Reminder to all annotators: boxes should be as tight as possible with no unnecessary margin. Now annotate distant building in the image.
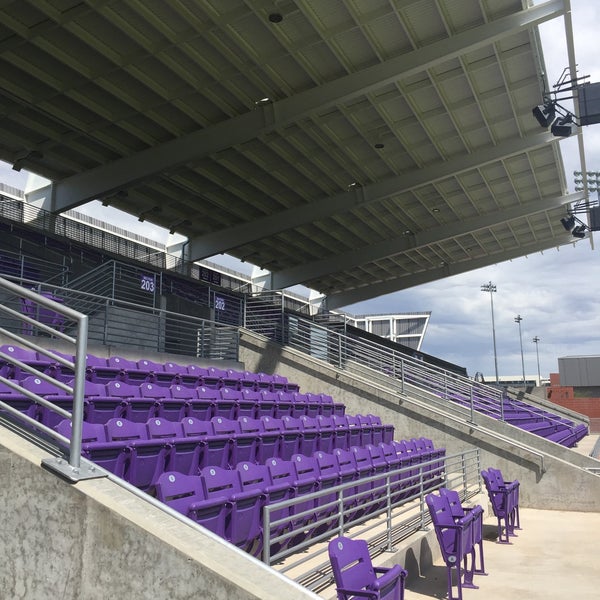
[341,312,430,351]
[546,355,600,433]
[482,374,548,387]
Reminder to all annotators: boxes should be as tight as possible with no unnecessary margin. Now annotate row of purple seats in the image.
[154,443,446,558]
[0,376,347,427]
[54,413,397,484]
[85,355,300,393]
[0,343,300,392]
[448,390,588,448]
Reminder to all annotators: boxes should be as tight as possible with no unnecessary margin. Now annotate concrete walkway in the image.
[405,507,600,600]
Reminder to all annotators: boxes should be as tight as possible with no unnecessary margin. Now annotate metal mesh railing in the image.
[0,276,239,361]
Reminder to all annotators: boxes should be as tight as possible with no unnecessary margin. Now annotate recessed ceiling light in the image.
[432,208,440,213]
[268,12,283,23]
[374,142,385,149]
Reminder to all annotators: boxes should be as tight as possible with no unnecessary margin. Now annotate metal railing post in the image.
[68,314,89,470]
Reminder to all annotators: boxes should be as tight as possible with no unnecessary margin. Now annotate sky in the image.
[1,0,598,381]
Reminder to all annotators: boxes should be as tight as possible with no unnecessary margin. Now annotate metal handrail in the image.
[262,449,481,590]
[0,276,93,480]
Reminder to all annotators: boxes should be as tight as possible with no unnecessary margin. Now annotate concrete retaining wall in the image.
[239,331,600,512]
[0,427,319,600]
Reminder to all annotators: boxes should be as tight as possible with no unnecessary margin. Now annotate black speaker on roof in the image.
[560,215,576,231]
[551,115,576,137]
[532,103,555,128]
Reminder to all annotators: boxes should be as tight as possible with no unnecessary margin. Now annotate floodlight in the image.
[560,215,576,231]
[572,225,586,238]
[532,103,555,128]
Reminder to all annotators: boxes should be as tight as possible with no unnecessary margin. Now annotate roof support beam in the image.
[25,0,565,214]
[272,192,584,289]
[186,131,556,260]
[325,235,574,310]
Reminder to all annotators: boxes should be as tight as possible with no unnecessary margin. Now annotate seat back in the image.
[328,536,376,594]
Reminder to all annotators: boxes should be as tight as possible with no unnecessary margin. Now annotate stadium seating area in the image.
[448,389,587,448]
[0,343,446,558]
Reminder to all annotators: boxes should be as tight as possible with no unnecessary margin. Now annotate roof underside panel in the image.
[0,0,580,307]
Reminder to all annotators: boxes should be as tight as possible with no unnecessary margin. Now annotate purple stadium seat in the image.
[331,415,350,450]
[55,418,107,444]
[0,344,59,379]
[240,371,260,391]
[107,356,146,382]
[299,415,321,456]
[105,417,169,490]
[274,391,295,418]
[482,468,520,541]
[271,374,288,392]
[440,488,486,576]
[235,460,293,555]
[188,386,218,421]
[211,416,259,466]
[333,448,360,520]
[365,443,391,510]
[315,415,335,454]
[152,384,189,421]
[256,416,283,463]
[19,375,71,427]
[317,393,335,417]
[238,389,260,419]
[216,387,241,420]
[351,445,375,516]
[155,471,228,539]
[279,415,302,459]
[265,457,316,538]
[200,466,263,555]
[328,536,407,600]
[345,415,365,448]
[202,366,227,389]
[291,392,309,418]
[136,358,168,384]
[182,418,230,469]
[0,380,40,420]
[257,372,275,391]
[257,390,278,418]
[426,491,478,600]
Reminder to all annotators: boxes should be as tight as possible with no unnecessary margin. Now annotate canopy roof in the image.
[0,0,582,308]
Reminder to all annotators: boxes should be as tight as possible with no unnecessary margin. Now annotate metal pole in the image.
[533,336,541,386]
[481,282,499,383]
[515,315,525,384]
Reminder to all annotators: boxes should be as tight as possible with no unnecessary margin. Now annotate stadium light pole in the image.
[481,281,499,383]
[515,315,525,384]
[532,336,541,386]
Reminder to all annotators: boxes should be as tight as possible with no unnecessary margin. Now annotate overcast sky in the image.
[1,0,598,380]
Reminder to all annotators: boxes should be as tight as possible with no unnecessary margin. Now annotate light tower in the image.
[481,282,499,383]
[515,315,525,384]
[533,336,541,386]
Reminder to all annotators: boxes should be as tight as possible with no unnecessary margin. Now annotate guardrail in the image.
[264,449,482,592]
[0,275,240,361]
[0,276,98,481]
